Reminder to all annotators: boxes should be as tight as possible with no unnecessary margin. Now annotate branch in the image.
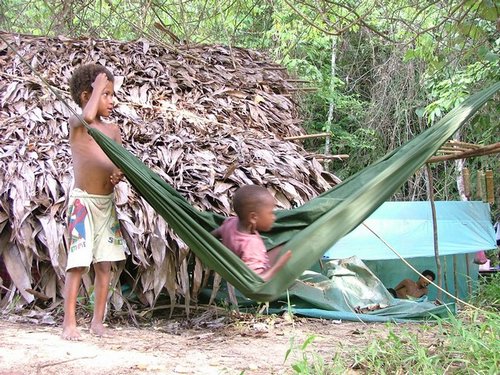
[281,0,372,36]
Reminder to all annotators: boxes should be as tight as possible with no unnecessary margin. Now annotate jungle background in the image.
[1,0,498,193]
[0,1,499,374]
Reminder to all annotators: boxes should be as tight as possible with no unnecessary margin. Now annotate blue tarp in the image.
[323,201,496,261]
[204,256,455,322]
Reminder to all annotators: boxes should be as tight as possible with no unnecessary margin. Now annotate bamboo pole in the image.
[307,154,349,160]
[286,87,318,92]
[440,146,473,152]
[285,79,311,83]
[443,256,449,294]
[462,167,471,200]
[485,170,494,204]
[263,66,287,71]
[426,164,442,300]
[465,253,472,296]
[284,132,331,141]
[476,170,484,201]
[447,140,482,148]
[427,143,500,163]
[453,255,458,299]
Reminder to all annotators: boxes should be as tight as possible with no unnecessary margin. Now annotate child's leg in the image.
[91,261,111,336]
[62,267,85,340]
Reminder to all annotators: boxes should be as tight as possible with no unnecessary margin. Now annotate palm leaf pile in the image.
[0,32,339,312]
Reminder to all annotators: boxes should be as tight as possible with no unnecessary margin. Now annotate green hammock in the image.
[87,83,499,301]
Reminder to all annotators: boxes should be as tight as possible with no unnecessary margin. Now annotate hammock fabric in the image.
[87,83,499,301]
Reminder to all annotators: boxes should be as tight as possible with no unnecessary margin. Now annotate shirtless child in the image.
[62,64,126,340]
[389,270,436,299]
[211,185,292,281]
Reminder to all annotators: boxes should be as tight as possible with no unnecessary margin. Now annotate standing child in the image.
[211,185,292,281]
[62,64,126,340]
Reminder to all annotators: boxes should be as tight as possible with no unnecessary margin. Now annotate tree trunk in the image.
[324,36,337,170]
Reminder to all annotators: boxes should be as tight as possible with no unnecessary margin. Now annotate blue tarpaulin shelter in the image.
[252,201,495,321]
[323,201,496,302]
[323,201,496,260]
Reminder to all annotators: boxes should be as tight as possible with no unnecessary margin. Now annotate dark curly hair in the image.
[69,64,114,107]
[233,185,272,219]
[422,270,436,281]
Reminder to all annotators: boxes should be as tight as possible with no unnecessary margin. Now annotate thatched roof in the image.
[0,31,339,311]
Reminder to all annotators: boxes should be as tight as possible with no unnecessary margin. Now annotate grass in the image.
[284,335,346,374]
[470,272,500,310]
[285,275,500,374]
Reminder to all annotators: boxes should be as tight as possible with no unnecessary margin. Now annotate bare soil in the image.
[0,307,431,375]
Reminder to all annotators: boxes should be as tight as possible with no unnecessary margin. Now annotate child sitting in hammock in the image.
[211,185,292,281]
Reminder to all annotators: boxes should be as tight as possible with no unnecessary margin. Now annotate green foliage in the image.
[470,272,500,310]
[353,327,441,374]
[352,314,500,374]
[283,267,500,374]
[285,314,500,374]
[285,335,345,374]
[0,0,142,39]
[424,60,500,124]
[2,0,498,202]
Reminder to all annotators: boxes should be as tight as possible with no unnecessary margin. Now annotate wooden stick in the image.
[462,167,471,199]
[485,170,494,204]
[477,170,484,201]
[446,140,482,148]
[427,143,500,163]
[426,164,442,300]
[263,66,287,71]
[284,132,331,141]
[440,146,473,152]
[453,255,458,299]
[443,256,449,295]
[286,87,318,92]
[285,79,311,83]
[465,253,472,296]
[307,154,349,160]
[437,150,465,155]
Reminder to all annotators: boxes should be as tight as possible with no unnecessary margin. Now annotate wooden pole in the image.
[453,255,458,299]
[465,253,472,296]
[284,132,331,141]
[462,167,471,200]
[427,143,500,163]
[426,164,442,300]
[485,170,494,204]
[447,140,482,148]
[443,256,449,294]
[476,170,484,201]
[306,154,349,161]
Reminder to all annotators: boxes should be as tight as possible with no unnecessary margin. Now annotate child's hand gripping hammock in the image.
[86,83,499,301]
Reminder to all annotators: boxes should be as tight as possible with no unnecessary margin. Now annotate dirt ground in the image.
[0,307,429,375]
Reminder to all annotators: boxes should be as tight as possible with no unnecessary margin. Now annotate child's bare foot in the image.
[90,321,108,337]
[61,324,82,341]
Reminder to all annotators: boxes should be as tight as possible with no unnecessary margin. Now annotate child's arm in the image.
[394,279,410,292]
[259,250,292,282]
[211,227,221,238]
